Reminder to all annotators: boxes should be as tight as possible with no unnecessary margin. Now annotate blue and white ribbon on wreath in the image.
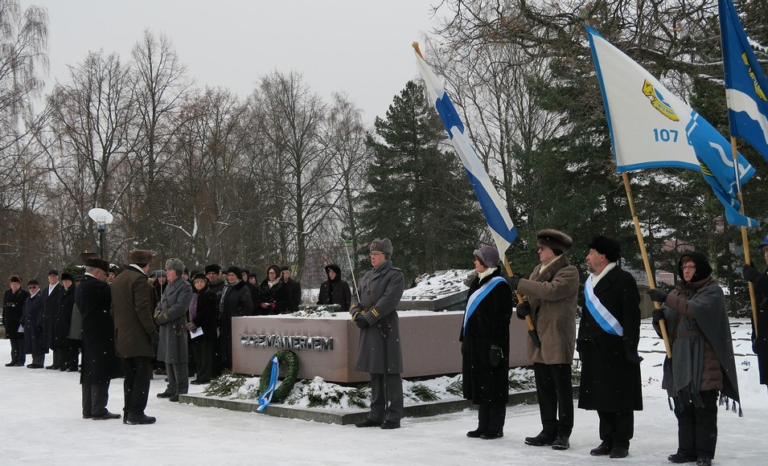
[462,276,507,336]
[584,275,624,336]
[256,355,279,412]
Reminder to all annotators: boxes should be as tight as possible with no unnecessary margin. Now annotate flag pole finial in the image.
[412,42,424,59]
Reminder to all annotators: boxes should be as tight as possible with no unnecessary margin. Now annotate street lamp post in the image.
[88,208,114,259]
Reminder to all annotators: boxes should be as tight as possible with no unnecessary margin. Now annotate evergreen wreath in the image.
[258,349,300,403]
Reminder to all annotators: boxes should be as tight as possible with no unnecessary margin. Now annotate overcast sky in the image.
[20,0,441,125]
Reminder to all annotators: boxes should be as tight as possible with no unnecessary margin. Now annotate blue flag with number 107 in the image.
[586,26,758,227]
[719,0,768,162]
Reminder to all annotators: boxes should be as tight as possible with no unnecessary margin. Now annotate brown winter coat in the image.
[516,255,579,364]
[111,265,156,358]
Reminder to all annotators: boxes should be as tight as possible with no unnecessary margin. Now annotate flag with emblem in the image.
[414,49,517,254]
[719,0,768,161]
[586,26,758,227]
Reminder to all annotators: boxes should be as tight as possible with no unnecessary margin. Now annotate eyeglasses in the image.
[681,265,696,271]
[370,252,384,257]
[28,285,38,289]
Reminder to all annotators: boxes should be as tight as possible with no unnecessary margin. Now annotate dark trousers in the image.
[55,345,78,369]
[122,356,152,416]
[368,372,403,423]
[533,362,574,437]
[10,338,25,365]
[82,381,110,416]
[598,410,634,448]
[192,339,213,382]
[30,353,45,366]
[674,390,719,460]
[477,402,507,435]
[166,362,189,395]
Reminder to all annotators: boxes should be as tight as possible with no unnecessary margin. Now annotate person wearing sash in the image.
[461,245,513,439]
[578,236,642,459]
[648,252,740,466]
[741,232,768,389]
[507,229,579,450]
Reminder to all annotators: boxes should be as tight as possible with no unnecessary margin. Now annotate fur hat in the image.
[588,236,622,262]
[205,264,221,275]
[191,272,207,282]
[473,245,500,268]
[165,258,185,274]
[61,272,74,282]
[225,266,242,278]
[128,249,153,264]
[9,275,22,283]
[370,238,393,255]
[85,257,110,273]
[537,229,572,254]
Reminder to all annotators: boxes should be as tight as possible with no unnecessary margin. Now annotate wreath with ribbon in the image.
[257,349,299,409]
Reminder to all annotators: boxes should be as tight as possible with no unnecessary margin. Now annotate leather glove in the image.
[652,309,665,324]
[622,337,643,365]
[150,331,159,346]
[647,289,668,303]
[489,345,503,367]
[506,276,521,291]
[355,315,369,329]
[516,301,531,319]
[743,265,761,283]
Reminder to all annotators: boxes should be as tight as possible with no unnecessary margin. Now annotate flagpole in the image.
[730,136,759,336]
[503,257,541,347]
[622,173,672,358]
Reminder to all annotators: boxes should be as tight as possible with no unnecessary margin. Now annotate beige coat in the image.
[517,255,579,365]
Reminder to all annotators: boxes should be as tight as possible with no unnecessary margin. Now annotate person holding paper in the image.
[187,273,218,385]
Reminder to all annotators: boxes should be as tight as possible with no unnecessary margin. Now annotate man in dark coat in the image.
[649,252,741,466]
[461,246,513,440]
[53,273,79,372]
[350,238,405,429]
[111,249,158,425]
[76,257,121,420]
[507,229,579,450]
[281,266,302,312]
[4,275,29,367]
[742,232,768,388]
[219,266,253,371]
[42,269,63,369]
[188,273,218,384]
[317,264,352,312]
[22,279,45,368]
[578,236,642,459]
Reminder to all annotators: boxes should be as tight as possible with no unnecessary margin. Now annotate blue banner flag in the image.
[414,50,517,254]
[720,0,768,161]
[586,26,758,227]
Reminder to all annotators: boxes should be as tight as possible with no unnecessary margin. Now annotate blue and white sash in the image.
[462,276,507,336]
[256,355,279,412]
[584,275,624,336]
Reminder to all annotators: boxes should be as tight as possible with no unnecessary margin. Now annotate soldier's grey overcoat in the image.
[350,260,405,374]
[155,277,192,364]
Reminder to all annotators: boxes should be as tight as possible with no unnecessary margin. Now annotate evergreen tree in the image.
[360,81,483,279]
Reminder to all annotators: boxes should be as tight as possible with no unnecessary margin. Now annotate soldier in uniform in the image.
[350,238,405,429]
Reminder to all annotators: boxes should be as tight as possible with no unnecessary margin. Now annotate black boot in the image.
[126,413,157,425]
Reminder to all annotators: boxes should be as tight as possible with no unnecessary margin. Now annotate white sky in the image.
[20,0,441,125]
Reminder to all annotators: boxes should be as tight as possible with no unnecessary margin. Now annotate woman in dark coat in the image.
[460,246,513,440]
[317,264,352,312]
[53,273,78,371]
[219,266,253,371]
[4,275,29,366]
[22,280,46,368]
[187,273,218,384]
[258,265,289,315]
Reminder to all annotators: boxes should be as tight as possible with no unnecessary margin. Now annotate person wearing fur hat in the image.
[111,249,159,425]
[4,275,29,366]
[578,236,643,459]
[76,257,121,420]
[507,229,579,450]
[187,273,218,384]
[317,264,352,312]
[22,279,46,368]
[155,258,193,402]
[280,266,302,312]
[461,245,513,440]
[649,252,740,466]
[204,264,225,296]
[218,266,254,372]
[741,232,768,388]
[52,272,79,371]
[350,238,405,429]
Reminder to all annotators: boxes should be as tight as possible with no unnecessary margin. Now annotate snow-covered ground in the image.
[1,319,765,465]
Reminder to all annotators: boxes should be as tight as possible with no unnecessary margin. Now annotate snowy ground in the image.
[1,319,766,466]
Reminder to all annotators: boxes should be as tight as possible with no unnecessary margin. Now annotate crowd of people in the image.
[2,250,353,425]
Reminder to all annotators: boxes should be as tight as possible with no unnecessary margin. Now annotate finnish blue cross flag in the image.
[585,26,758,227]
[719,0,768,161]
[414,50,517,254]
